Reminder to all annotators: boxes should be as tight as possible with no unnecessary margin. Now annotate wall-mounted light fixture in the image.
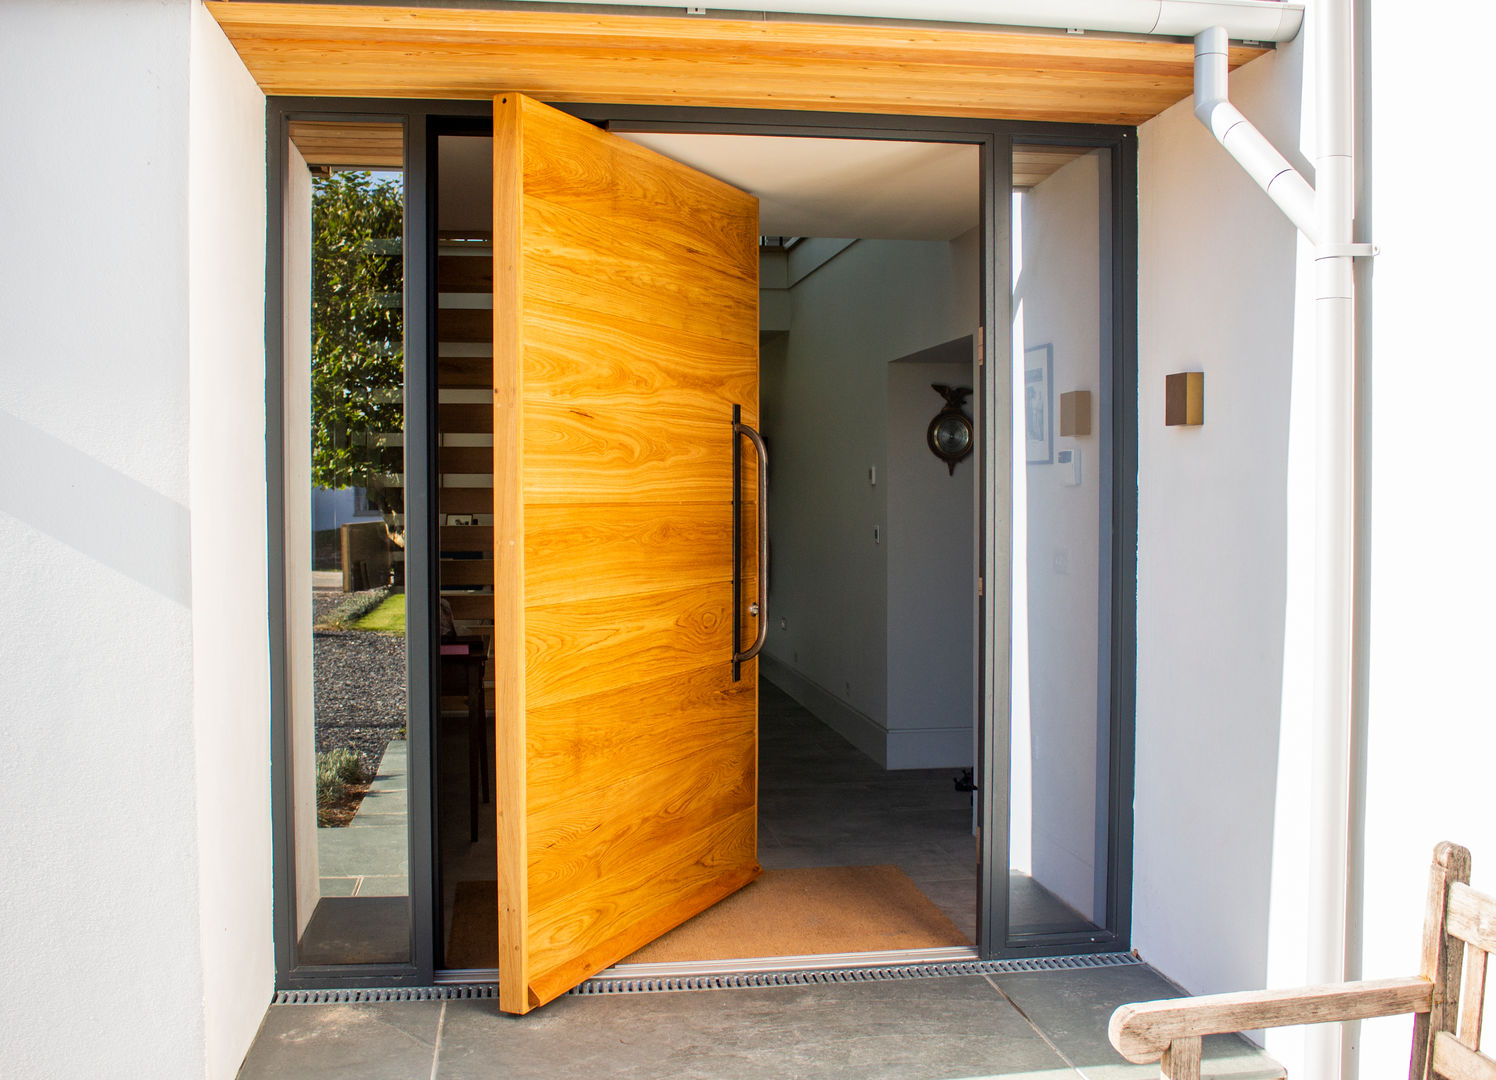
[1165,372,1204,426]
[1059,390,1092,437]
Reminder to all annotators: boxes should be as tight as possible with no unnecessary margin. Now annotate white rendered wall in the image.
[1134,34,1321,1071]
[0,2,207,1076]
[187,7,271,1077]
[885,354,976,768]
[761,235,978,765]
[1014,152,1107,921]
[1351,2,1496,1074]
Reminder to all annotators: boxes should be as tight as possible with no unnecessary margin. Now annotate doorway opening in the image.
[427,127,985,970]
[269,100,1136,997]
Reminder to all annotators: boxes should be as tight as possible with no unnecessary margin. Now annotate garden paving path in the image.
[318,740,408,898]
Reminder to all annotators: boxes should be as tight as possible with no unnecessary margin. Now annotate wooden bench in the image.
[1109,842,1495,1079]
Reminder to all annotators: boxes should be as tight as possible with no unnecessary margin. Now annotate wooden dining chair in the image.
[1108,842,1494,1079]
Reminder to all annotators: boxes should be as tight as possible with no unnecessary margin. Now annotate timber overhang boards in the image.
[205,2,1267,125]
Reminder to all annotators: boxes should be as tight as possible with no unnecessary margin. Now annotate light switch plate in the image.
[1057,448,1081,486]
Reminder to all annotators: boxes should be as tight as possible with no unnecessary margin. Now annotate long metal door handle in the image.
[732,410,769,672]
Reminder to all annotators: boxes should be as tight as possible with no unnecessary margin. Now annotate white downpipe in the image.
[1192,27,1317,238]
[1194,6,1359,1077]
[1309,0,1356,1075]
[533,0,1304,42]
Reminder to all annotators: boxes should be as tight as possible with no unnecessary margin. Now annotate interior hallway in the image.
[758,680,978,942]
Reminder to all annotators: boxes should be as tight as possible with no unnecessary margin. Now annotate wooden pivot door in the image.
[491,93,762,1014]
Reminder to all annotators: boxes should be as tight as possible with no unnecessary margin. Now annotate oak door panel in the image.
[492,91,759,1014]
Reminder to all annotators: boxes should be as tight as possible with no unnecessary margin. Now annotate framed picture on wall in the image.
[1024,344,1054,465]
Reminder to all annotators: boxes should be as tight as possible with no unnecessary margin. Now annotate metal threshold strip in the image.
[274,950,1139,1004]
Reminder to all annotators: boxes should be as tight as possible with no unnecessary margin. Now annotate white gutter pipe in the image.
[1193,27,1316,237]
[1195,8,1366,1078]
[536,0,1304,41]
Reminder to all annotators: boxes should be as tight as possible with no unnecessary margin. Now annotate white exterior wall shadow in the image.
[1137,9,1496,1075]
[0,1,207,1076]
[0,3,270,1077]
[1354,1,1496,1075]
[1135,32,1323,1073]
[188,6,272,1076]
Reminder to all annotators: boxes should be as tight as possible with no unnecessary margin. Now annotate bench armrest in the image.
[1108,976,1433,1063]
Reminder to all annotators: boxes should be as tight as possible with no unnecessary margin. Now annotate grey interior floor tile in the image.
[756,679,978,934]
[295,896,412,966]
[238,1001,442,1080]
[435,977,1077,1080]
[1006,874,1097,937]
[987,966,1285,1078]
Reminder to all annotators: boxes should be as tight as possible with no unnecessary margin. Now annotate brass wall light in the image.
[1165,372,1204,426]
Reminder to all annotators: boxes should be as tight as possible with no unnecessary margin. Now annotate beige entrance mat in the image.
[443,865,970,971]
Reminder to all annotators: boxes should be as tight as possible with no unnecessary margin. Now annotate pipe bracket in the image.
[1318,243,1378,258]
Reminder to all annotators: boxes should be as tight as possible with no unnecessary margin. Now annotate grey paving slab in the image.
[352,785,408,817]
[238,1001,441,1080]
[368,759,407,792]
[357,874,409,897]
[988,966,1285,1079]
[316,822,410,877]
[435,976,1076,1080]
[318,876,359,897]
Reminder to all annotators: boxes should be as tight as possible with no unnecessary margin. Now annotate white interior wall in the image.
[1134,34,1317,1048]
[760,234,978,765]
[1015,152,1107,920]
[187,7,271,1078]
[0,2,210,1076]
[885,354,975,768]
[1352,2,1496,1075]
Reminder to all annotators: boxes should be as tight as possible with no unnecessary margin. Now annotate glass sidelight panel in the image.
[283,121,412,966]
[1007,143,1113,940]
[430,131,499,971]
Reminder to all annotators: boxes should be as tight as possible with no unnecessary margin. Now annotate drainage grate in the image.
[273,952,1138,1005]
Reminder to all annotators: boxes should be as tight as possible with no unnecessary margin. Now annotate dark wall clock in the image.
[927,383,973,475]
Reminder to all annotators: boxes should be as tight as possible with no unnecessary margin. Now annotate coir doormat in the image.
[444,864,970,970]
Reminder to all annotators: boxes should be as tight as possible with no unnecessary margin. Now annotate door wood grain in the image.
[491,92,760,1014]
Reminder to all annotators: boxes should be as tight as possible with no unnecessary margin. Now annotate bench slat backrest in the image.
[1418,846,1495,1080]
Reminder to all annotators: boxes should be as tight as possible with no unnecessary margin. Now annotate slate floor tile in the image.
[987,966,1285,1078]
[434,976,1074,1080]
[238,1001,441,1080]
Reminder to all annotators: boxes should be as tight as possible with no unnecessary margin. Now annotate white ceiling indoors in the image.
[435,131,1003,241]
[619,133,979,241]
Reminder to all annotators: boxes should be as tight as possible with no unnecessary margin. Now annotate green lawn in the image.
[353,593,406,634]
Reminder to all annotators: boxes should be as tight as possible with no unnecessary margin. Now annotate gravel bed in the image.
[313,628,407,774]
[311,589,350,625]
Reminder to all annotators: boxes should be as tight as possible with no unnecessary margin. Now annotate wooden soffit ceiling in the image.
[205,2,1268,126]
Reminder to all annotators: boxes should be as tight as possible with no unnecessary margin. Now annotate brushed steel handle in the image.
[732,412,769,669]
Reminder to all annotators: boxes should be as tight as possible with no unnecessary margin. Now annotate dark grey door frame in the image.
[264,95,1137,988]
